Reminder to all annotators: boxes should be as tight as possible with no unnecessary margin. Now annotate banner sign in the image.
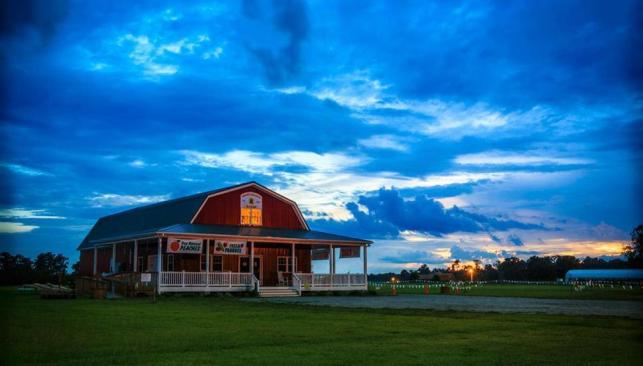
[167,238,203,254]
[311,246,330,260]
[214,240,247,255]
[340,246,361,258]
[140,273,152,283]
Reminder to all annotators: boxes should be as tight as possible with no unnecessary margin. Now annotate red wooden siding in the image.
[79,250,93,276]
[192,186,305,230]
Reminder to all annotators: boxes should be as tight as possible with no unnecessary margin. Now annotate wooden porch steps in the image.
[258,286,299,297]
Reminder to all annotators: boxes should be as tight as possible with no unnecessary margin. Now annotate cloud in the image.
[0,221,39,233]
[358,134,410,152]
[310,71,389,109]
[380,250,446,264]
[0,208,65,220]
[119,34,179,76]
[0,163,51,176]
[449,245,499,261]
[0,0,68,45]
[312,188,547,239]
[244,0,309,85]
[87,193,170,208]
[180,148,520,220]
[117,33,212,77]
[506,233,524,246]
[454,150,594,166]
[129,159,146,168]
[181,149,365,175]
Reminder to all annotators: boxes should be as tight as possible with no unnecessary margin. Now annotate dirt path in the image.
[247,295,643,318]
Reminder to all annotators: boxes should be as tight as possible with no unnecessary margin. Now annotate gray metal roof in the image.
[565,269,643,280]
[78,182,371,249]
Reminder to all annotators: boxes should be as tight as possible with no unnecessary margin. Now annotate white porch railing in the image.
[159,271,254,292]
[295,273,367,292]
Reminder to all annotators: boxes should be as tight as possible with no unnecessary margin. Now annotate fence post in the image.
[229,272,232,288]
[182,271,185,288]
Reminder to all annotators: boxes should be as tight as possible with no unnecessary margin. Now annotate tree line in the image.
[370,225,643,282]
[0,252,70,285]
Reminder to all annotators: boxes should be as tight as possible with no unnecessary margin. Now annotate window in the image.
[277,256,297,273]
[167,254,175,271]
[213,256,223,272]
[200,254,206,271]
[147,255,158,272]
[240,192,262,226]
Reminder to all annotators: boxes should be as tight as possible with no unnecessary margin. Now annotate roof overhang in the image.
[157,231,370,246]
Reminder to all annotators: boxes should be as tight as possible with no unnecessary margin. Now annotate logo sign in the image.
[167,238,203,254]
[240,192,262,209]
[140,273,152,283]
[214,240,247,255]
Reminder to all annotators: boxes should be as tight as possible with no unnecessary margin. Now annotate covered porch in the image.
[84,231,370,295]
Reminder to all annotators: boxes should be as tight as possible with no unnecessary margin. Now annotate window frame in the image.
[240,192,262,226]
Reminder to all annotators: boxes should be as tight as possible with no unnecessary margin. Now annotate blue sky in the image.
[1,0,641,272]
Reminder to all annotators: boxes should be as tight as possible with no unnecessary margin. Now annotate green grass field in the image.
[369,283,643,300]
[1,288,642,365]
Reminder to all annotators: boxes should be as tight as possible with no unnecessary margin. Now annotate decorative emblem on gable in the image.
[240,192,262,209]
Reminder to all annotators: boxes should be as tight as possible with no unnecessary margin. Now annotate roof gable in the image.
[191,182,309,230]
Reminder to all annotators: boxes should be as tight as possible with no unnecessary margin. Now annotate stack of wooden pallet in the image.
[22,284,75,299]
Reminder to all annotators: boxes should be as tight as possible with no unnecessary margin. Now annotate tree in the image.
[496,257,527,280]
[417,264,431,275]
[623,225,643,268]
[448,259,461,272]
[526,256,556,281]
[0,252,35,285]
[33,252,68,284]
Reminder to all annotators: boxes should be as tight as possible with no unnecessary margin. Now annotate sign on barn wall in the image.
[167,238,203,254]
[340,246,360,258]
[214,240,247,255]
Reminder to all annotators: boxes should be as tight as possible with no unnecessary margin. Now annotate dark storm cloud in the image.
[506,234,524,246]
[0,0,69,42]
[311,188,547,239]
[243,0,309,85]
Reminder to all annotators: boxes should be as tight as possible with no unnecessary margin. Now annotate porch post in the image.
[363,245,368,288]
[93,247,97,275]
[133,240,138,272]
[205,239,209,286]
[330,244,334,287]
[331,244,335,274]
[111,243,116,272]
[157,237,162,294]
[250,241,254,277]
[291,242,296,273]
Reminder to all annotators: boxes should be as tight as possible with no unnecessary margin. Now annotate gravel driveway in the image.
[246,295,643,319]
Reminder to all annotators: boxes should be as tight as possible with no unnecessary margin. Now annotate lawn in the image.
[1,288,642,366]
[369,282,643,300]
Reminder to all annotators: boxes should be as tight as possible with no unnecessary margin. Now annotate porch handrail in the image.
[294,273,367,289]
[159,271,253,288]
[252,274,260,293]
[292,272,302,295]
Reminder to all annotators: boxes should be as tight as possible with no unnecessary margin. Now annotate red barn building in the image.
[77,182,371,296]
